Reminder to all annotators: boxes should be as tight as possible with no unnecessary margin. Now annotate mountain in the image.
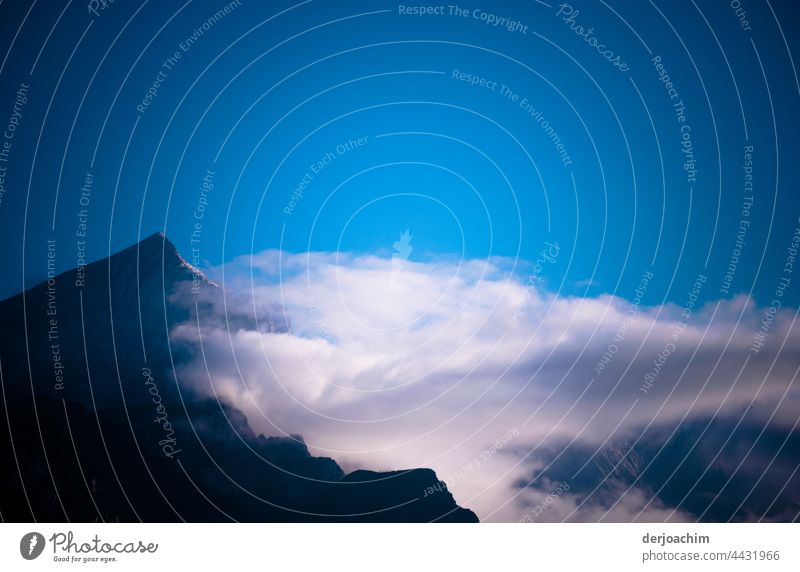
[0,232,203,409]
[0,233,477,522]
[515,415,800,522]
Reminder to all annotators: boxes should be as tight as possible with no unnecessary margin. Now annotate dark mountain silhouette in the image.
[0,233,477,522]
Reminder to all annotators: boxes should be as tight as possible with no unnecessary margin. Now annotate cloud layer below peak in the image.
[170,250,800,521]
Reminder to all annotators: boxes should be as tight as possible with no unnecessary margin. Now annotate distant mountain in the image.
[0,233,477,522]
[515,416,800,522]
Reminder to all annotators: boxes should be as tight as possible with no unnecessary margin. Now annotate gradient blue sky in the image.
[1,0,799,308]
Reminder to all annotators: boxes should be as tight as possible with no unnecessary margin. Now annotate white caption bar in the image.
[0,523,797,570]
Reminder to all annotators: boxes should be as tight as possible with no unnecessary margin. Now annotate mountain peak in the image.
[110,232,207,283]
[134,232,215,288]
[103,231,179,266]
[134,231,177,255]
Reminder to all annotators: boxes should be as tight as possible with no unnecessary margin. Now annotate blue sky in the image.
[1,0,799,308]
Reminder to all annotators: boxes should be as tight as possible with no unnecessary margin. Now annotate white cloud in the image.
[170,250,800,521]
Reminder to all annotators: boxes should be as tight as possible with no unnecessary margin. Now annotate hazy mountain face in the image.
[511,415,800,522]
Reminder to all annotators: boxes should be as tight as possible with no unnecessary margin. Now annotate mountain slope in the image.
[0,233,478,522]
